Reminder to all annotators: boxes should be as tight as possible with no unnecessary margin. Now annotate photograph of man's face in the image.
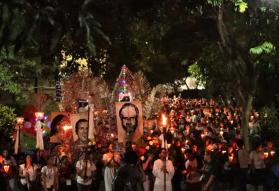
[75,119,88,142]
[119,103,139,135]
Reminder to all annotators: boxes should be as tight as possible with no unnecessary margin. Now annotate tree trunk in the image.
[241,94,253,150]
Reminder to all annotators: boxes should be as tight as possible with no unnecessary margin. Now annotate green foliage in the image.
[259,105,279,138]
[0,0,109,56]
[0,104,16,127]
[0,104,16,150]
[234,0,248,13]
[0,65,21,94]
[188,62,206,87]
[207,0,222,7]
[207,0,248,13]
[250,41,276,56]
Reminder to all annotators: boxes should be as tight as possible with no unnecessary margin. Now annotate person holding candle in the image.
[76,152,96,191]
[103,143,121,191]
[152,148,174,191]
[249,143,266,191]
[236,139,250,191]
[41,157,59,191]
[2,149,17,191]
[19,154,38,191]
[184,149,202,191]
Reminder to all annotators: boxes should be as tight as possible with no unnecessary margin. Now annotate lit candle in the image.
[264,152,268,159]
[220,128,224,136]
[271,151,276,156]
[229,155,234,162]
[162,114,167,127]
[3,165,10,173]
[201,134,205,139]
[167,144,171,149]
[35,112,44,119]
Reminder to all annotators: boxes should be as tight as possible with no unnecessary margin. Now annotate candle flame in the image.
[3,165,10,173]
[162,114,167,127]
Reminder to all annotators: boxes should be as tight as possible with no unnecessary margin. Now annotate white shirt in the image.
[238,149,250,168]
[41,166,57,188]
[250,151,266,169]
[20,164,37,185]
[153,159,174,191]
[76,160,96,185]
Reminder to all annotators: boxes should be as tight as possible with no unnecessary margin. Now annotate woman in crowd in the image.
[19,154,38,191]
[201,151,220,191]
[103,143,120,191]
[75,152,96,191]
[250,143,266,191]
[2,149,17,191]
[41,157,59,191]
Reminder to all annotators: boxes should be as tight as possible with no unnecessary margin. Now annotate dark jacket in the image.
[112,164,144,191]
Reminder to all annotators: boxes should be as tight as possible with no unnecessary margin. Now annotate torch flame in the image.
[62,125,72,131]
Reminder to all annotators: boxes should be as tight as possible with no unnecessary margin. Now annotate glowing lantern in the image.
[16,117,24,125]
[35,112,44,119]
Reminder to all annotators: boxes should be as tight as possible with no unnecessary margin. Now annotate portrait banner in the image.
[70,113,88,141]
[115,101,143,143]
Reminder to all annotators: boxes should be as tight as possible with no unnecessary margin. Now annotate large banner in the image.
[115,101,143,143]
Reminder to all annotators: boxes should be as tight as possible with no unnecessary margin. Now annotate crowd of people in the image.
[0,97,279,191]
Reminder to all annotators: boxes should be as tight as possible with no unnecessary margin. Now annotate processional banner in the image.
[115,101,143,143]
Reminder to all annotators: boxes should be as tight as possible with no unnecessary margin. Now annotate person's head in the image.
[159,148,167,160]
[237,139,244,149]
[47,157,54,167]
[119,103,139,135]
[75,119,88,142]
[204,151,213,163]
[185,149,193,160]
[61,156,69,166]
[25,154,33,166]
[123,150,138,165]
[131,143,137,151]
[267,140,273,149]
[108,143,114,152]
[2,149,9,158]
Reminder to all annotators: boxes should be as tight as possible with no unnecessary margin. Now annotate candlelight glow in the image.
[3,165,10,173]
[62,125,72,131]
[270,151,275,156]
[167,144,171,149]
[264,152,269,158]
[162,114,167,127]
[35,112,44,119]
[16,117,24,125]
[229,155,234,162]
